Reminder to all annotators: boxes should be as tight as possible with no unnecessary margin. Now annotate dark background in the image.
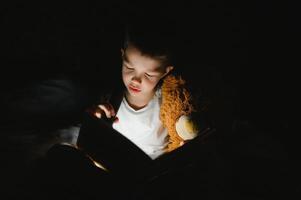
[0,1,298,199]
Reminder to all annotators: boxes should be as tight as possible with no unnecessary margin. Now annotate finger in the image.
[86,107,100,118]
[105,103,116,116]
[98,104,112,118]
[101,103,116,117]
[113,116,119,123]
[92,107,103,118]
[95,112,101,118]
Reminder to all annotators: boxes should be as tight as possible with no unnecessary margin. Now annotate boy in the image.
[90,18,200,159]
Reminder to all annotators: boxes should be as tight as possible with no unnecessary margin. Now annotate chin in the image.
[129,90,141,96]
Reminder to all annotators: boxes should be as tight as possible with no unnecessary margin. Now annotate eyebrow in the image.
[148,70,162,75]
[123,53,163,75]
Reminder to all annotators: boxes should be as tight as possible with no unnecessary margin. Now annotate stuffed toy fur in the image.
[160,74,199,152]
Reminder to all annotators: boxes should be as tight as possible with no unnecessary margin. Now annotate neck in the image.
[125,90,155,110]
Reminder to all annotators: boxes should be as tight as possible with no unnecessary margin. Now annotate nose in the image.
[131,75,142,84]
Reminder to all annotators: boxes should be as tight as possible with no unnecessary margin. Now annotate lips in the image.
[129,85,141,93]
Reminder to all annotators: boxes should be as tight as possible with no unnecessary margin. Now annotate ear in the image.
[121,48,124,57]
[161,66,174,78]
[166,66,174,74]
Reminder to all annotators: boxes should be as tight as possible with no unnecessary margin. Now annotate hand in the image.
[86,103,118,122]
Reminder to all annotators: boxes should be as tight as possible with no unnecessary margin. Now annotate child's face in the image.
[121,45,172,98]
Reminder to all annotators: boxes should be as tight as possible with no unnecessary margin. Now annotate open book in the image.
[76,112,153,175]
[77,112,215,181]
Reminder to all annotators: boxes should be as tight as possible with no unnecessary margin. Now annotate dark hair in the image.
[123,18,177,68]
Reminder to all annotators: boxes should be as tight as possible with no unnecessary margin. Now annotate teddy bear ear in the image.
[175,115,199,140]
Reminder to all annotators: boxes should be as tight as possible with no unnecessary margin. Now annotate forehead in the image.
[123,45,164,72]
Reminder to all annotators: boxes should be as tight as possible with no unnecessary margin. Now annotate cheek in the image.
[122,72,130,85]
[143,78,160,90]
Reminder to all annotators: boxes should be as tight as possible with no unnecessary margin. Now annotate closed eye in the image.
[125,65,134,70]
[145,73,156,78]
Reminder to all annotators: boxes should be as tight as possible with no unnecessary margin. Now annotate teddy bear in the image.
[160,74,200,152]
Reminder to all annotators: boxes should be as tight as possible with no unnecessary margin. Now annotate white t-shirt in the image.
[112,89,168,160]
